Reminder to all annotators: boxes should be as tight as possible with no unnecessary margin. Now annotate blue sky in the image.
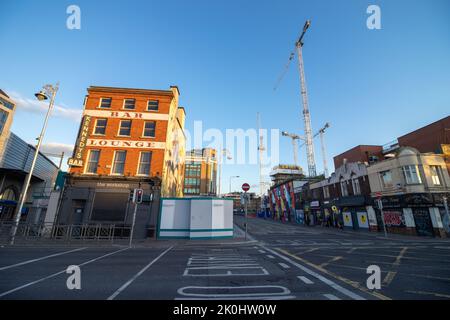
[1,0,449,193]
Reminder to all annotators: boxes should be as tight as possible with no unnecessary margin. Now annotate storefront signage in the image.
[68,115,92,167]
[87,139,166,149]
[84,109,169,121]
[96,182,130,189]
[403,193,433,207]
[310,201,320,208]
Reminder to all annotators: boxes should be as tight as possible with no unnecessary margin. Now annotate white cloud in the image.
[40,142,74,156]
[8,91,82,121]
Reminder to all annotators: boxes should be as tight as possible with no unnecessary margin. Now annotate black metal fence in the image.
[0,222,132,244]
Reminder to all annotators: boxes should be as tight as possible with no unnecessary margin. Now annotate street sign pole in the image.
[129,202,138,247]
[378,197,388,238]
[241,183,250,240]
[129,188,143,247]
[244,191,248,240]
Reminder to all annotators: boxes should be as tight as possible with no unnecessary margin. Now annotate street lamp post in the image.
[229,175,240,194]
[217,148,232,197]
[9,83,59,245]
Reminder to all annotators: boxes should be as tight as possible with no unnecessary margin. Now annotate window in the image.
[340,180,348,197]
[380,170,393,188]
[138,152,152,176]
[118,120,132,136]
[112,151,126,175]
[143,121,156,138]
[0,109,8,135]
[352,177,361,195]
[123,99,135,110]
[86,150,100,174]
[93,119,107,135]
[99,97,112,108]
[147,100,159,111]
[323,186,330,199]
[430,166,442,185]
[402,165,422,184]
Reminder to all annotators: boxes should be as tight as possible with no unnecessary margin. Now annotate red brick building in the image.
[58,86,186,238]
[333,145,384,169]
[397,116,450,173]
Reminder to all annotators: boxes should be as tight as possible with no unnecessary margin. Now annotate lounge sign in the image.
[68,115,92,167]
[87,139,166,149]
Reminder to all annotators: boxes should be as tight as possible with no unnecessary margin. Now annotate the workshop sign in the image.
[68,115,92,167]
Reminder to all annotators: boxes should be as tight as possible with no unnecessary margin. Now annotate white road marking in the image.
[177,285,291,298]
[297,276,313,284]
[0,247,87,271]
[324,294,341,300]
[0,247,130,298]
[278,262,290,269]
[266,255,275,259]
[261,246,365,300]
[107,246,174,300]
[258,250,266,254]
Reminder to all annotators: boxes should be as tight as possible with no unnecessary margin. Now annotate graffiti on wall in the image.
[383,210,406,227]
[268,182,296,222]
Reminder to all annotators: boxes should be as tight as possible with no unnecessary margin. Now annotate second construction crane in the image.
[275,20,317,177]
[296,20,316,177]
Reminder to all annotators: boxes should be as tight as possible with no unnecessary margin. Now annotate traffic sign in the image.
[242,183,250,192]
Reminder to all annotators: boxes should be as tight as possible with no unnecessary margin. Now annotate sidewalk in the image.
[236,215,450,243]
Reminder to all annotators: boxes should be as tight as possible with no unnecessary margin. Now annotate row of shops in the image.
[262,179,449,238]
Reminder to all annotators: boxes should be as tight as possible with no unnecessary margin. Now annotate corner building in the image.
[58,86,185,238]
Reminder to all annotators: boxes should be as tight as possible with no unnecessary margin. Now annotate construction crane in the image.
[274,20,317,177]
[297,122,331,177]
[257,112,266,196]
[316,123,330,178]
[281,131,302,167]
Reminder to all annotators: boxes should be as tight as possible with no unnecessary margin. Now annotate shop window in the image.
[323,186,330,199]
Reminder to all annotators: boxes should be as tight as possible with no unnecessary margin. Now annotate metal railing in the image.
[0,222,132,244]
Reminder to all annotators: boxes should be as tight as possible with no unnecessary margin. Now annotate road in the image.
[0,216,449,300]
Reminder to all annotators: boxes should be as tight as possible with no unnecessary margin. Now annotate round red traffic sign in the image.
[242,183,250,192]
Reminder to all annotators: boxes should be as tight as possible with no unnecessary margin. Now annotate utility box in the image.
[157,197,234,239]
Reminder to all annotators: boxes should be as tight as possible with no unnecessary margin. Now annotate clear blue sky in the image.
[1,0,449,193]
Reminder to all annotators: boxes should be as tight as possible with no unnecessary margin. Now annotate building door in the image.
[413,208,434,237]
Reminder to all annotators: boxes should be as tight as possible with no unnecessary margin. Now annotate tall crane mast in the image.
[281,131,301,167]
[296,20,316,177]
[316,123,330,178]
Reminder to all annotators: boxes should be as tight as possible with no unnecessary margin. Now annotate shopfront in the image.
[375,193,447,237]
[335,195,371,231]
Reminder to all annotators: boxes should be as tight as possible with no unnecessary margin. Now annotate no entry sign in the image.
[242,183,250,192]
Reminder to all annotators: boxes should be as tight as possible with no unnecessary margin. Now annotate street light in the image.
[229,175,240,194]
[9,83,59,245]
[217,148,232,197]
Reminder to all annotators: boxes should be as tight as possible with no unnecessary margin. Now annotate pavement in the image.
[0,215,449,300]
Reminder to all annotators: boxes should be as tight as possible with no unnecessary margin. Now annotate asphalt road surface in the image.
[0,216,449,300]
